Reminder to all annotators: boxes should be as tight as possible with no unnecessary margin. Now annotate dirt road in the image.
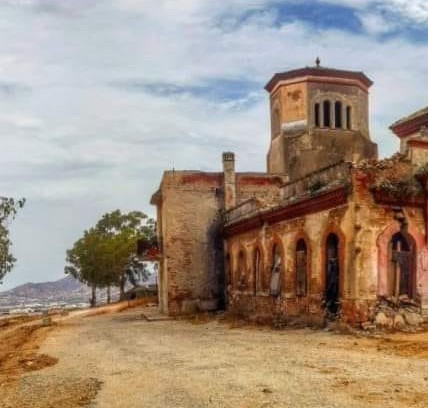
[1,307,428,408]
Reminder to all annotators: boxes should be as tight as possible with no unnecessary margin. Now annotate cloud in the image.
[0,82,30,96]
[1,0,428,290]
[381,0,428,24]
[1,0,100,16]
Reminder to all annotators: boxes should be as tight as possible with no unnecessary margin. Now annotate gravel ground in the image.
[2,307,428,408]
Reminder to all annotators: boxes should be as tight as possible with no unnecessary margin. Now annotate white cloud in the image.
[381,0,428,24]
[0,0,428,290]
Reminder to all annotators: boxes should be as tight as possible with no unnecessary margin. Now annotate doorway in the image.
[325,234,340,315]
[390,232,414,298]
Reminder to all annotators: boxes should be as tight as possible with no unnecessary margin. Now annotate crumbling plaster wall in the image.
[224,202,356,324]
[158,171,224,315]
[351,160,428,317]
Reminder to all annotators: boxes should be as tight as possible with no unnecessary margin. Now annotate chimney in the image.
[222,152,236,210]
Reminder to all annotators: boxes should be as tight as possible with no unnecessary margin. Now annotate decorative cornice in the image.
[223,187,348,237]
[390,113,428,139]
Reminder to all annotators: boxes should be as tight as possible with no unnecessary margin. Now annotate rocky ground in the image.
[1,306,428,408]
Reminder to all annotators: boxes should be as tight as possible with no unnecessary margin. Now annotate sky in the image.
[0,0,428,290]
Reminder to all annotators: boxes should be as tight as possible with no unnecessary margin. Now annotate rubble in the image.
[372,297,423,332]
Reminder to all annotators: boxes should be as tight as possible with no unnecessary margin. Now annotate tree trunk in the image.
[119,275,125,301]
[90,283,97,308]
[107,285,111,304]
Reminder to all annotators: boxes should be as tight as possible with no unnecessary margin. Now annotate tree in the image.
[0,197,25,284]
[64,210,156,306]
[65,228,108,307]
[94,210,156,299]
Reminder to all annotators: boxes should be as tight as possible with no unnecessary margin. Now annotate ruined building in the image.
[151,62,428,328]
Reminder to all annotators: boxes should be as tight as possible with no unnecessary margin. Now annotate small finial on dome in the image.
[315,57,321,67]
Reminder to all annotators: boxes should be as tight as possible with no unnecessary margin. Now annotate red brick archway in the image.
[377,222,423,298]
[321,225,346,308]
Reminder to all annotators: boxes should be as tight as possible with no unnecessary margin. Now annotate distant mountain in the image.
[0,275,116,310]
[0,274,157,311]
[1,275,83,299]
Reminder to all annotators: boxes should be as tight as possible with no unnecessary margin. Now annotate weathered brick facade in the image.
[151,63,428,328]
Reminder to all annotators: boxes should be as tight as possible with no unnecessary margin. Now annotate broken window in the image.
[296,239,308,296]
[270,244,282,297]
[390,232,414,298]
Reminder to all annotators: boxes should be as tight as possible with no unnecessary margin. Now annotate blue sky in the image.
[0,0,427,289]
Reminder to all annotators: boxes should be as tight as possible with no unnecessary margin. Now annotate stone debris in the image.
[372,296,423,332]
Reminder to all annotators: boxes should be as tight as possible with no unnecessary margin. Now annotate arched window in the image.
[237,250,246,289]
[296,239,308,296]
[334,101,342,129]
[270,244,282,296]
[225,253,231,287]
[314,103,320,127]
[325,234,339,314]
[389,232,414,298]
[271,108,280,137]
[346,106,352,130]
[323,100,331,128]
[253,248,262,293]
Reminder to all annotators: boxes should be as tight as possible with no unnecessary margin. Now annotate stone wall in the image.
[155,171,224,315]
[153,170,285,316]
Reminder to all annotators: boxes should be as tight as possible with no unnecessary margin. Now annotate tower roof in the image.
[265,65,373,93]
[390,105,428,138]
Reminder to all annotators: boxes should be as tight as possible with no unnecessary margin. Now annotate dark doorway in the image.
[325,234,340,315]
[390,232,414,298]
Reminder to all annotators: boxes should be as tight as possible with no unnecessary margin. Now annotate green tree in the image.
[65,210,156,306]
[65,228,108,307]
[0,197,25,284]
[94,210,156,299]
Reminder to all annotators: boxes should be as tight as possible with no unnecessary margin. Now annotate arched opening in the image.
[314,103,320,127]
[253,248,262,294]
[323,100,331,128]
[237,250,246,289]
[271,108,280,138]
[225,253,231,287]
[388,232,415,298]
[325,234,339,314]
[334,101,342,129]
[296,239,308,296]
[270,244,282,296]
[346,106,352,130]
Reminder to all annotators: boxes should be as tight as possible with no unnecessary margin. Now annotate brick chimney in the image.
[222,152,236,210]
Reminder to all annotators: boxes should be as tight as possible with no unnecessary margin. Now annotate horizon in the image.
[1,0,428,290]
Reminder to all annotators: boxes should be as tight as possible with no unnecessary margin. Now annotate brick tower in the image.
[265,60,378,181]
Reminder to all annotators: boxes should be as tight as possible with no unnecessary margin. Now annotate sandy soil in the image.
[1,307,428,408]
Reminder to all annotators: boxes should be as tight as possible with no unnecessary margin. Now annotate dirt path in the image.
[2,308,428,408]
